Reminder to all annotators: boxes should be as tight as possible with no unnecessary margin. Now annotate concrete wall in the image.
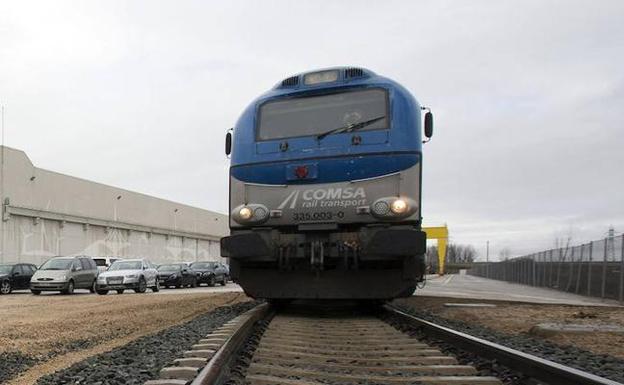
[0,146,227,266]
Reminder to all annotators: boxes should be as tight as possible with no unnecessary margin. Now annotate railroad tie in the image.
[249,314,502,385]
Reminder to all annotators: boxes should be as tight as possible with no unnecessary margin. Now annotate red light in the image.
[294,166,309,179]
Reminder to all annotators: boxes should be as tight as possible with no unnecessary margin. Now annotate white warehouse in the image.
[0,146,228,266]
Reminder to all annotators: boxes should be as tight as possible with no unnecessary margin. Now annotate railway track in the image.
[147,303,622,385]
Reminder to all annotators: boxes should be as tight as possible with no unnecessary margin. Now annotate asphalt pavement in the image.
[418,273,621,306]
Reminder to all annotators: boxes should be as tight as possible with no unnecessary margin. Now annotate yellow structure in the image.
[423,225,449,275]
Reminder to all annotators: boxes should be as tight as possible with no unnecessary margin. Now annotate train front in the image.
[221,67,431,300]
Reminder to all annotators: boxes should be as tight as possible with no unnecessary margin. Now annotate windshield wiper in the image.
[317,115,386,140]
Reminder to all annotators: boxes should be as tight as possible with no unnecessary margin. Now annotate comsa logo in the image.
[278,187,366,209]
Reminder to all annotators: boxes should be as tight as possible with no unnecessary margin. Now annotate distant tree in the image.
[498,247,512,261]
[446,243,478,264]
[426,245,439,266]
[554,227,574,289]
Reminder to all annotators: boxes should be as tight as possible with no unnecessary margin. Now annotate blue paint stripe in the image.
[231,153,420,185]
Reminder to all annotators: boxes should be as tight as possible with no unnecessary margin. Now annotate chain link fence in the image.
[469,234,624,302]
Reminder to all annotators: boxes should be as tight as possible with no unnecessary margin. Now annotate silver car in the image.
[95,259,159,295]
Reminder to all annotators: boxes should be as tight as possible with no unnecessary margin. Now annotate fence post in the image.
[565,247,575,292]
[549,249,554,288]
[601,238,607,299]
[620,234,624,303]
[575,244,583,294]
[532,254,536,286]
[541,251,546,287]
[587,241,593,297]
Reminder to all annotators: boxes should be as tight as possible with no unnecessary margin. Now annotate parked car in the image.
[0,263,38,294]
[190,261,228,286]
[95,259,159,295]
[93,256,123,273]
[157,263,197,288]
[223,264,230,282]
[30,256,98,295]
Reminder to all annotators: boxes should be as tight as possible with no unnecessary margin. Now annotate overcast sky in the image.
[1,1,623,259]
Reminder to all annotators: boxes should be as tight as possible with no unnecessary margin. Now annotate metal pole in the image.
[566,246,575,292]
[549,249,554,288]
[533,254,537,286]
[587,241,593,297]
[486,241,489,279]
[620,234,624,302]
[540,251,546,286]
[620,234,624,303]
[575,244,584,294]
[601,238,607,299]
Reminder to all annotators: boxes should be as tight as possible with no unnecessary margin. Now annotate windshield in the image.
[257,88,388,141]
[40,258,73,270]
[158,265,180,272]
[109,261,142,271]
[0,265,12,274]
[191,262,215,269]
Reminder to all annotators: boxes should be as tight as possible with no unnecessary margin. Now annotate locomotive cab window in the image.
[257,88,389,141]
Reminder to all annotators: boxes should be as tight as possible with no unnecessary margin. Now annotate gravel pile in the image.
[35,301,259,385]
[387,303,624,384]
[0,351,39,383]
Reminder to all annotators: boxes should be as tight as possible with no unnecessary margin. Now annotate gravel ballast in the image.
[0,351,39,384]
[387,302,624,384]
[35,301,259,385]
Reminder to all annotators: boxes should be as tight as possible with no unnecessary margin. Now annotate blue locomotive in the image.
[221,67,433,300]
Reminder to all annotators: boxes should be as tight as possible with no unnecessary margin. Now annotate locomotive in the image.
[220,67,433,300]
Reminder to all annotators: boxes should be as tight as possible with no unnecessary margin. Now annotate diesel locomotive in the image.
[220,67,433,300]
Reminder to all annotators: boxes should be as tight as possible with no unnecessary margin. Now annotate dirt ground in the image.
[394,296,624,359]
[0,291,248,384]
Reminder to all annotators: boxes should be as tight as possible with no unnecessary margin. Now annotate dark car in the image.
[190,261,228,286]
[157,263,197,288]
[0,263,38,294]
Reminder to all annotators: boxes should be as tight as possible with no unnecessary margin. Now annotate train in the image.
[220,67,433,300]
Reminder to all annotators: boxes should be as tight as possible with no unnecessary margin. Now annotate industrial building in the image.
[0,146,228,265]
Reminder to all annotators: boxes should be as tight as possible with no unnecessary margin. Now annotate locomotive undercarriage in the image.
[222,225,426,300]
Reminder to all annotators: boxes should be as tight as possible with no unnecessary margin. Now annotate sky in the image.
[1,0,623,260]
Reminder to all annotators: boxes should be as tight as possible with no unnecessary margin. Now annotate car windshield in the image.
[191,262,215,269]
[158,265,180,272]
[40,258,73,270]
[257,88,388,141]
[109,261,142,271]
[0,265,12,274]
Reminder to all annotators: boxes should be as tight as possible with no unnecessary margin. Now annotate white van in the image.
[93,257,123,273]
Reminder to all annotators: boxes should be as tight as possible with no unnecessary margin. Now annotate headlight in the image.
[232,204,270,225]
[170,274,177,279]
[239,207,252,220]
[390,199,408,214]
[370,197,417,219]
[125,274,137,279]
[304,70,339,85]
